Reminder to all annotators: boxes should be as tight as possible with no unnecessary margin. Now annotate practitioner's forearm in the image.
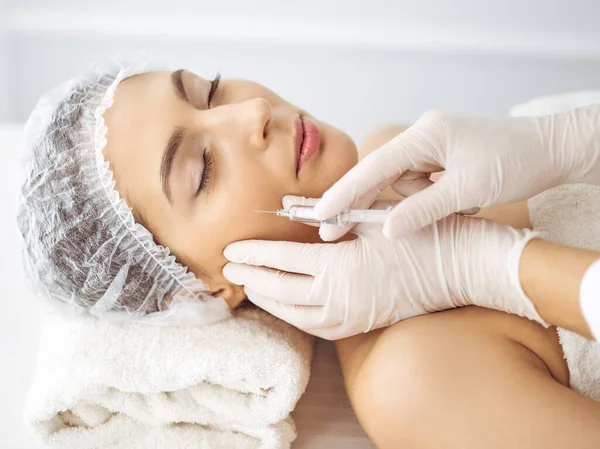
[520,239,599,339]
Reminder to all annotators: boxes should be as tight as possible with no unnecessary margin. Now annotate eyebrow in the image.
[171,69,188,103]
[161,70,190,202]
[161,128,184,202]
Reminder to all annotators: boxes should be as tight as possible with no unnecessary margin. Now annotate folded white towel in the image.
[24,306,313,449]
[512,90,600,404]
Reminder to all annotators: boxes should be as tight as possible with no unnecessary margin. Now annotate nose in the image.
[199,97,272,151]
[237,98,272,150]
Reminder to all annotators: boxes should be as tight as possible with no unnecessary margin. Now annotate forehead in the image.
[105,71,174,144]
[101,71,175,219]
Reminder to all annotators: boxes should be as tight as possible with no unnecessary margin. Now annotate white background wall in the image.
[1,1,600,448]
[3,0,600,142]
[0,0,9,122]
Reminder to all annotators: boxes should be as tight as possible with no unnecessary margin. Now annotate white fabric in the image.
[514,91,600,402]
[313,106,600,240]
[581,260,600,341]
[24,306,313,449]
[223,197,544,340]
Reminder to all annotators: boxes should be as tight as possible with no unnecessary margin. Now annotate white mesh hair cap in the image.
[17,59,231,326]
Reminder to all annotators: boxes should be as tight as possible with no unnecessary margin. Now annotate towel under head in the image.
[24,305,313,449]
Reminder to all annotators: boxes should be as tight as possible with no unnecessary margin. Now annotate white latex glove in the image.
[222,198,544,340]
[313,106,600,239]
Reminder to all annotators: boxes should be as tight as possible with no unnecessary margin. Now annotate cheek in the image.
[183,168,321,276]
[329,128,358,176]
[214,172,320,244]
[324,127,358,180]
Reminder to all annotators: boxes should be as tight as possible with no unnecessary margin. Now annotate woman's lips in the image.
[295,116,321,175]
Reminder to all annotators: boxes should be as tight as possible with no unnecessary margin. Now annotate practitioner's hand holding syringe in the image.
[311,107,600,340]
[314,108,600,239]
[224,106,600,340]
[223,196,541,340]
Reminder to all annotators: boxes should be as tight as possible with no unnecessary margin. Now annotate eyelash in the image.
[197,73,220,195]
[197,151,213,194]
[207,72,221,107]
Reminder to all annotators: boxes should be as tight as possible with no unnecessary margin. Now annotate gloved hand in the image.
[223,198,545,340]
[313,106,600,239]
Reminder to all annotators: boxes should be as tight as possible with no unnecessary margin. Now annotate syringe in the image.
[255,205,390,226]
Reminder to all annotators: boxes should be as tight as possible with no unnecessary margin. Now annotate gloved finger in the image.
[372,198,400,210]
[224,239,327,276]
[382,173,476,238]
[312,151,407,220]
[282,194,356,240]
[304,318,362,340]
[303,327,345,341]
[459,206,481,215]
[244,288,328,330]
[222,262,320,306]
[282,192,378,241]
[313,127,440,221]
[281,195,320,229]
[282,195,320,211]
[318,186,380,242]
[390,170,433,197]
[391,174,480,216]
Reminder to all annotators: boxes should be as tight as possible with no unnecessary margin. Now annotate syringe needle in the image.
[254,210,277,214]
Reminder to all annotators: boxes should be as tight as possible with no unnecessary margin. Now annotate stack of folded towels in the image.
[24,306,313,449]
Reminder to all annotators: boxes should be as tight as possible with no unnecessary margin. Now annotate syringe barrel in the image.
[284,205,388,225]
[340,209,389,224]
[285,205,339,224]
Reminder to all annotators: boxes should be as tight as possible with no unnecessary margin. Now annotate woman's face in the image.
[102,70,357,307]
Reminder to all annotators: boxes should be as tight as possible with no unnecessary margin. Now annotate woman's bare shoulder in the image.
[338,308,571,448]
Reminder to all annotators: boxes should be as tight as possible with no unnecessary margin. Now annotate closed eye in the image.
[196,150,213,195]
[195,73,220,196]
[208,73,221,107]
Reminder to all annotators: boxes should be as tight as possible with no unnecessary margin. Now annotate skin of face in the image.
[102,70,358,308]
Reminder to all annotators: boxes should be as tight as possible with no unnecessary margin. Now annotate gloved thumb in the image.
[282,195,356,239]
[282,195,320,213]
[391,172,481,217]
[319,186,381,242]
[382,174,474,238]
[389,170,434,198]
